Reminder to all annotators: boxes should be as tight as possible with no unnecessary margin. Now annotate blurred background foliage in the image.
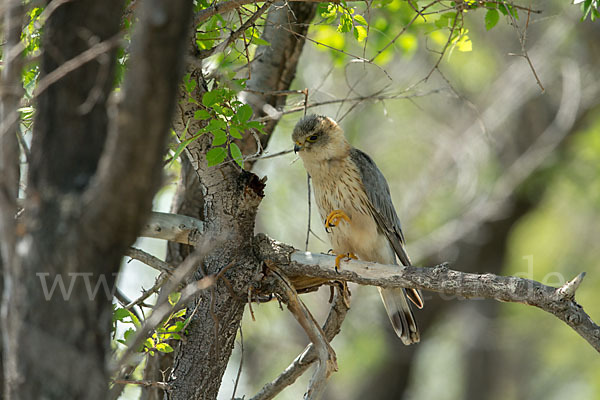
[109,0,600,398]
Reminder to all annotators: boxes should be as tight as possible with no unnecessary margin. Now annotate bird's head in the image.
[292,115,349,163]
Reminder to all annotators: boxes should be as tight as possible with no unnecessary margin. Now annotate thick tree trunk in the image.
[3,2,124,398]
[165,3,317,399]
[1,0,193,398]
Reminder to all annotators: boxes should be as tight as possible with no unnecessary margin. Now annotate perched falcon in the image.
[292,114,424,345]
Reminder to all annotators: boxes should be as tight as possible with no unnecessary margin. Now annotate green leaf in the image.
[156,343,174,353]
[212,129,227,146]
[206,147,227,166]
[168,292,181,306]
[144,337,155,350]
[498,3,518,19]
[338,12,353,33]
[206,118,226,131]
[251,36,271,46]
[113,308,130,323]
[353,14,368,26]
[354,25,367,42]
[128,310,141,328]
[171,132,202,164]
[160,333,181,340]
[229,142,243,168]
[319,3,338,22]
[581,0,594,20]
[167,322,185,332]
[172,308,187,318]
[221,107,234,117]
[485,9,499,30]
[183,73,196,93]
[202,91,219,107]
[246,121,264,132]
[194,109,211,120]
[123,328,136,343]
[236,104,253,122]
[230,127,243,139]
[435,12,456,29]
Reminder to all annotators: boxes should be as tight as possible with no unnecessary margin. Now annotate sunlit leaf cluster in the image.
[112,292,188,356]
[172,76,265,169]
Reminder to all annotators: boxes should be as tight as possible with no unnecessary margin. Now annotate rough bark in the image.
[3,2,124,398]
[0,2,25,397]
[164,3,317,399]
[1,0,193,398]
[253,235,599,351]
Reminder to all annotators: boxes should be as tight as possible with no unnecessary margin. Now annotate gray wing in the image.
[350,148,423,308]
[350,148,410,264]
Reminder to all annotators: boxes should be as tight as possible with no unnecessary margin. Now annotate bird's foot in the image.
[324,209,350,232]
[334,252,357,273]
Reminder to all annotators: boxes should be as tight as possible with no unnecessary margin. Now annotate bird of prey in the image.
[292,114,424,345]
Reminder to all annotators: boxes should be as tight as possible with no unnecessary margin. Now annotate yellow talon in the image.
[334,252,357,273]
[324,209,351,230]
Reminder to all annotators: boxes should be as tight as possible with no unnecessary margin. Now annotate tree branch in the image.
[254,234,600,353]
[195,0,323,25]
[250,288,349,400]
[126,246,175,273]
[141,211,205,245]
[266,263,338,400]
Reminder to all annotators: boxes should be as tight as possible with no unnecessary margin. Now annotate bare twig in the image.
[244,148,294,162]
[253,88,445,123]
[409,60,580,261]
[34,33,122,97]
[266,262,338,400]
[109,242,217,398]
[231,326,244,400]
[423,9,460,83]
[504,3,544,92]
[195,0,323,25]
[38,0,76,24]
[304,173,312,251]
[198,0,274,59]
[112,379,170,390]
[125,246,175,274]
[250,288,349,400]
[114,289,145,322]
[278,22,393,81]
[125,272,170,310]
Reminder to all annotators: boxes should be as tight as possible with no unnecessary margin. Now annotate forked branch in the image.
[250,287,349,400]
[265,263,338,400]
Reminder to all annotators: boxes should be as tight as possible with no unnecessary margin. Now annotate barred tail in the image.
[378,287,420,345]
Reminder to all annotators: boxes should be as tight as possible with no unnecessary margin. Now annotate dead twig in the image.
[250,288,349,400]
[264,262,338,400]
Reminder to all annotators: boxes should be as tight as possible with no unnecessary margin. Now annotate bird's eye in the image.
[307,134,319,142]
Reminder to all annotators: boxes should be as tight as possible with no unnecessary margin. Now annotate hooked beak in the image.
[294,143,302,153]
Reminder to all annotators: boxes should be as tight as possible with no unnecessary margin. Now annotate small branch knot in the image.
[566,311,582,326]
[432,262,449,277]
